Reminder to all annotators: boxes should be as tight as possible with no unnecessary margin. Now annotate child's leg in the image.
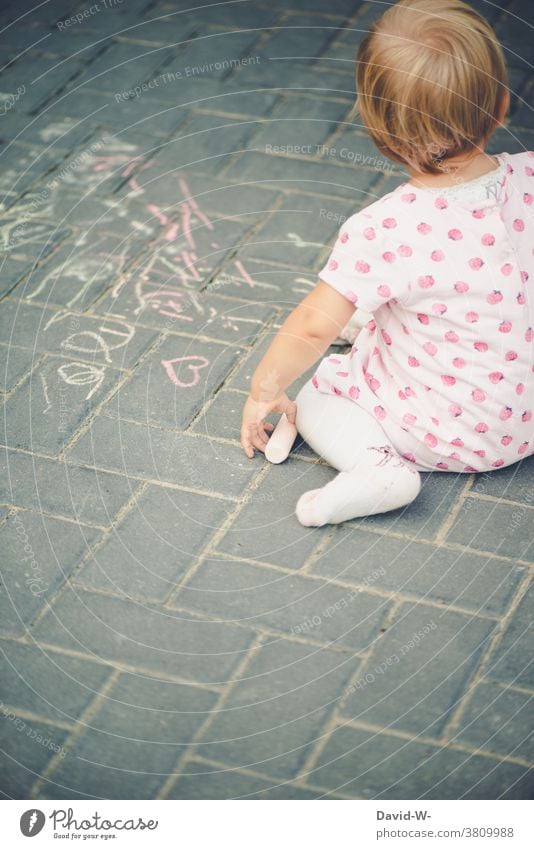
[294,380,421,526]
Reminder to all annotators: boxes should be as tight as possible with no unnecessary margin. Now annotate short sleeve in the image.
[318,209,409,314]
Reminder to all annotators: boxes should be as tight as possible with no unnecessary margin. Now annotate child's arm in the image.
[240,281,356,458]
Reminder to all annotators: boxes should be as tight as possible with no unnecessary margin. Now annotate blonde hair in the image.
[353,0,508,174]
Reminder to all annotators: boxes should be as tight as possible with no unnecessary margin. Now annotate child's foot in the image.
[295,457,421,526]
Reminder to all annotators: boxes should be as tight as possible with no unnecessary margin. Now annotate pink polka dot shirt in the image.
[315,151,534,472]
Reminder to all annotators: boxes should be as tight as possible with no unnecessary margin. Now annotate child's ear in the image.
[497,89,510,126]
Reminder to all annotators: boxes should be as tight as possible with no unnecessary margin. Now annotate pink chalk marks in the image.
[126,174,257,294]
[161,355,209,388]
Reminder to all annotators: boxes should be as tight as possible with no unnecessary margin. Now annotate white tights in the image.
[289,380,422,526]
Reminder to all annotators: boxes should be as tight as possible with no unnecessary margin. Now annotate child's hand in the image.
[240,393,297,458]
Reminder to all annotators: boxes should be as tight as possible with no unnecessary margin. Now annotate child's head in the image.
[355,0,509,174]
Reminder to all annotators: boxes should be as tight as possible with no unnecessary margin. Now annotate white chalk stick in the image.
[265,413,298,464]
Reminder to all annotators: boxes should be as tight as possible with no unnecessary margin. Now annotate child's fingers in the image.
[241,422,269,456]
[285,401,297,425]
[240,424,256,458]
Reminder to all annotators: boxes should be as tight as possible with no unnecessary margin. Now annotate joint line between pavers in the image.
[340,716,533,769]
[296,598,404,777]
[431,476,475,545]
[56,332,168,461]
[157,632,266,799]
[208,549,503,622]
[181,753,361,800]
[25,481,149,634]
[28,667,121,799]
[162,460,273,608]
[11,636,225,694]
[441,571,534,743]
[0,702,74,733]
[1,353,47,402]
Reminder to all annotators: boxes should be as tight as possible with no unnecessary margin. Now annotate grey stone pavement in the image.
[0,0,533,801]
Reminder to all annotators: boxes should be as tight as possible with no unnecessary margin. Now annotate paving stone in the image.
[354,471,468,540]
[130,112,263,181]
[69,1,176,37]
[309,725,533,799]
[223,150,378,201]
[95,258,273,338]
[0,448,135,526]
[114,17,198,46]
[0,299,159,369]
[460,0,503,25]
[0,144,68,203]
[340,602,496,737]
[0,252,48,302]
[487,125,534,155]
[0,345,39,393]
[0,110,93,150]
[18,188,173,241]
[100,334,241,429]
[0,714,70,799]
[496,2,534,55]
[190,84,281,118]
[191,389,248,442]
[149,5,279,34]
[117,165,282,219]
[0,355,120,455]
[42,670,218,800]
[173,557,390,652]
[13,231,143,310]
[320,128,403,177]
[207,260,323,306]
[311,528,525,616]
[0,640,112,725]
[166,761,281,799]
[455,681,534,761]
[248,93,352,152]
[102,288,276,349]
[196,638,361,778]
[234,192,340,266]
[0,217,68,297]
[0,55,86,113]
[511,101,534,129]
[32,586,255,683]
[2,0,100,28]
[255,13,343,61]
[166,759,321,799]
[484,584,534,689]
[161,29,265,83]
[1,0,533,803]
[446,497,534,562]
[118,204,256,292]
[76,484,236,601]
[216,459,333,568]
[67,416,263,497]
[64,40,174,96]
[40,86,190,139]
[235,58,356,94]
[466,455,534,502]
[0,510,100,638]
[47,129,155,195]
